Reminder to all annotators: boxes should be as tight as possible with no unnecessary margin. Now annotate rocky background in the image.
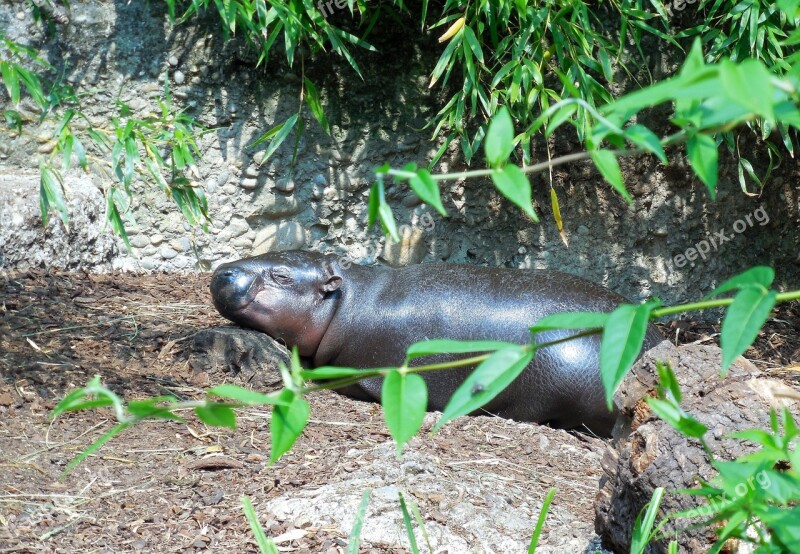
[1,0,799,305]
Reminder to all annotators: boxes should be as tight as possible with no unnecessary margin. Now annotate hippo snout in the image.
[210,264,262,313]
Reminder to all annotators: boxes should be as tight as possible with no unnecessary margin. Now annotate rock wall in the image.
[1,0,799,305]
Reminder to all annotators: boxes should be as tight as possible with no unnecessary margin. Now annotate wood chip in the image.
[273,528,308,544]
[188,455,244,471]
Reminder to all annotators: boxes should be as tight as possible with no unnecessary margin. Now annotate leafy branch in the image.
[371,41,800,236]
[1,31,211,244]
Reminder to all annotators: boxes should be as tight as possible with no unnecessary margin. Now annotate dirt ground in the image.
[0,270,798,553]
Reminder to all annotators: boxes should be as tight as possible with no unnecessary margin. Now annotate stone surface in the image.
[0,171,119,272]
[251,222,309,255]
[188,326,288,391]
[264,439,607,553]
[0,2,798,304]
[382,227,428,267]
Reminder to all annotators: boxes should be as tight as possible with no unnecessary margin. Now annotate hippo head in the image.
[210,250,343,357]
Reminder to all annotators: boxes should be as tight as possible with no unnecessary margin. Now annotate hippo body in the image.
[210,250,662,435]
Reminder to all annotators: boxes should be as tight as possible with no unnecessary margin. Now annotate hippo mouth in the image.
[210,265,263,315]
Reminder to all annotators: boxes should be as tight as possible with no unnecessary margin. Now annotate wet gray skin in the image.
[210,250,663,435]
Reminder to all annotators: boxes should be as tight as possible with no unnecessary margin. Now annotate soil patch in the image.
[1,270,797,552]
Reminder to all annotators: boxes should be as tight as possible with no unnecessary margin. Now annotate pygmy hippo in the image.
[210,250,662,435]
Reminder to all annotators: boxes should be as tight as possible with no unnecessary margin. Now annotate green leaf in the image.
[655,361,682,404]
[73,137,87,170]
[706,267,775,298]
[367,178,388,229]
[127,397,181,421]
[528,487,557,554]
[484,106,514,167]
[301,366,380,380]
[61,134,74,171]
[0,61,21,104]
[382,371,427,455]
[63,422,132,476]
[491,165,538,221]
[624,125,667,163]
[719,59,775,121]
[348,490,371,554]
[241,496,279,554]
[53,109,75,139]
[428,31,462,89]
[88,128,112,150]
[720,288,777,374]
[600,302,657,408]
[289,345,304,388]
[270,390,310,463]
[377,194,399,242]
[408,169,447,216]
[195,403,237,429]
[368,181,380,227]
[123,136,138,186]
[106,191,131,249]
[686,133,718,199]
[784,26,800,45]
[303,77,330,135]
[397,492,420,553]
[647,398,708,438]
[52,398,115,413]
[530,312,609,333]
[598,46,613,82]
[406,339,515,361]
[208,384,288,405]
[40,165,69,228]
[756,507,800,547]
[630,488,665,554]
[434,347,533,431]
[15,66,46,107]
[51,376,103,417]
[463,26,484,63]
[250,113,298,164]
[728,429,780,450]
[590,150,631,203]
[545,104,577,137]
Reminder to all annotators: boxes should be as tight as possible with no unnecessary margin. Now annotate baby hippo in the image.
[210,250,662,435]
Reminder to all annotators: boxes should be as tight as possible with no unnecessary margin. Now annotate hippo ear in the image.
[321,275,342,293]
[321,260,343,293]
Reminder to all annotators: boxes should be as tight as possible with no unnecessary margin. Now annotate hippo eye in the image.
[270,267,294,286]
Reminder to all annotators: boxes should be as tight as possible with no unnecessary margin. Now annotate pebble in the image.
[171,237,191,252]
[168,55,179,67]
[130,235,150,248]
[240,178,258,190]
[275,177,294,193]
[232,236,253,248]
[159,247,178,260]
[173,70,185,85]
